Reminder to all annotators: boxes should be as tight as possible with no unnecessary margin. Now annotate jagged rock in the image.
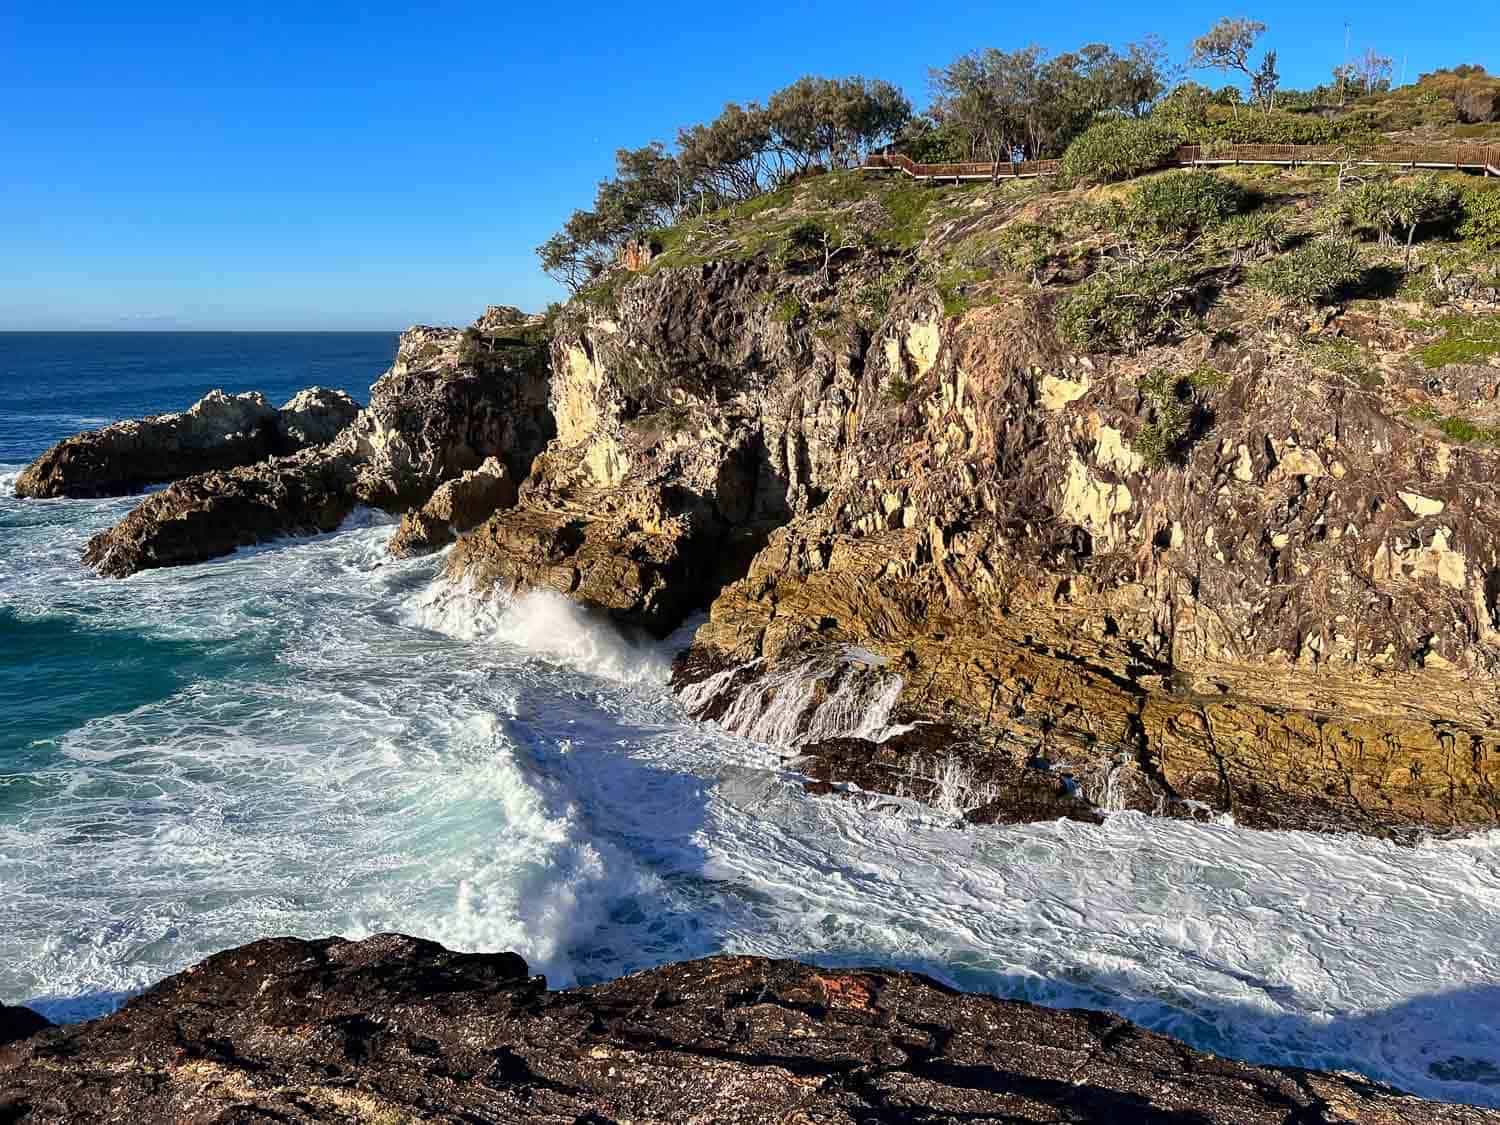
[273,386,360,447]
[82,448,358,577]
[0,1003,48,1048]
[82,315,554,578]
[1,933,1488,1123]
[388,456,517,557]
[14,388,359,500]
[442,233,1500,834]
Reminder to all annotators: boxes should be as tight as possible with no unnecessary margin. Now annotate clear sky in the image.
[3,1,1496,330]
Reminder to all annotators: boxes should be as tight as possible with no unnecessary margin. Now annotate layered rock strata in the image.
[2,933,1491,1123]
[13,387,358,499]
[81,310,553,577]
[444,254,1500,836]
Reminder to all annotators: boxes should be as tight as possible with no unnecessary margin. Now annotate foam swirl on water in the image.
[1,485,1499,1106]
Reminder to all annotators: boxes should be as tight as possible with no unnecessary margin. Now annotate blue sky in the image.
[3,1,1495,330]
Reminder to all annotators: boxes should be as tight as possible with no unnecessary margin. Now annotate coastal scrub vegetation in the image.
[535,18,1500,388]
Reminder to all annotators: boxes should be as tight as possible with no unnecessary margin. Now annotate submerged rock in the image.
[1,932,1488,1123]
[14,387,359,499]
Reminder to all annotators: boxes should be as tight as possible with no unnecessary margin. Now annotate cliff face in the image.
[80,310,553,577]
[2,933,1490,1124]
[443,171,1500,837]
[13,388,358,500]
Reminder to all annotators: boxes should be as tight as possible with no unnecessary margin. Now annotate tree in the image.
[1353,48,1393,96]
[766,76,911,173]
[1190,17,1272,113]
[1250,50,1280,112]
[678,102,774,204]
[1341,176,1462,267]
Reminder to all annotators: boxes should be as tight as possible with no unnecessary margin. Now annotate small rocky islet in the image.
[9,144,1500,1116]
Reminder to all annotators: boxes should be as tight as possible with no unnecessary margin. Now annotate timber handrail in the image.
[865,143,1500,181]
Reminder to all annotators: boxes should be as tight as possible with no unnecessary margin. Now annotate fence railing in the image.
[865,143,1500,181]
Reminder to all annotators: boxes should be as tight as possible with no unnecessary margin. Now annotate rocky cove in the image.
[8,166,1500,1118]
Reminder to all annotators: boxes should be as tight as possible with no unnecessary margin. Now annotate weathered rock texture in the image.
[82,314,553,577]
[2,933,1491,1124]
[443,186,1500,835]
[389,456,517,557]
[13,388,359,500]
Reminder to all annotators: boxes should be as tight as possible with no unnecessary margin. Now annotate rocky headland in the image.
[77,307,554,577]
[2,932,1495,1124]
[13,387,359,500]
[23,169,1500,838]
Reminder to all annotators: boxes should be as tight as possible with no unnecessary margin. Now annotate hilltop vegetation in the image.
[536,16,1499,297]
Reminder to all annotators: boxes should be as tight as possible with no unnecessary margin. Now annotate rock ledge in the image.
[1,933,1492,1123]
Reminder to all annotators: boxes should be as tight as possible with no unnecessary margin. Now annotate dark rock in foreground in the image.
[1,933,1492,1123]
[14,388,359,500]
[0,1003,49,1048]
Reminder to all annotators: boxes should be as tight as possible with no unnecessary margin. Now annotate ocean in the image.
[2,331,1499,1105]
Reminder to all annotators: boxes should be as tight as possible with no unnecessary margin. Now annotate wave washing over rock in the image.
[1,494,1499,1112]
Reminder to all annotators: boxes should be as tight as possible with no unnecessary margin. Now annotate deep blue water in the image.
[0,331,394,810]
[0,332,395,463]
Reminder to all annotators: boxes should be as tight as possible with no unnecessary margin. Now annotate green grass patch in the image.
[935,265,993,318]
[771,295,803,323]
[1299,336,1383,388]
[1407,403,1500,444]
[1420,313,1500,369]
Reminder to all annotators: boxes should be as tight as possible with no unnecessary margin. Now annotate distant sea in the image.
[2,331,1499,1107]
[0,332,395,463]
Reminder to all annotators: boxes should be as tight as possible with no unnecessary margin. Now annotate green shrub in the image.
[1458,183,1500,253]
[1059,118,1183,184]
[1132,370,1191,468]
[775,220,828,266]
[1055,261,1197,352]
[1128,170,1248,236]
[1339,176,1462,251]
[772,295,803,323]
[1191,109,1378,146]
[1210,209,1292,262]
[884,374,915,404]
[1249,236,1363,305]
[993,222,1056,282]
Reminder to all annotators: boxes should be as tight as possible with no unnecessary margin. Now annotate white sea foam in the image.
[2,496,1499,1106]
[677,652,906,746]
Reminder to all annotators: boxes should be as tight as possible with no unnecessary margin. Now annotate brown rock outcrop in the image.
[388,456,517,557]
[2,933,1490,1123]
[14,388,359,500]
[444,238,1500,835]
[82,315,554,577]
[0,1003,48,1048]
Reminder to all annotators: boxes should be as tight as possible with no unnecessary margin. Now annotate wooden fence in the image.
[865,143,1500,182]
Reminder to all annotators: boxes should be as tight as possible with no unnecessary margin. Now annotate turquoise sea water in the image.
[3,332,1500,1106]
